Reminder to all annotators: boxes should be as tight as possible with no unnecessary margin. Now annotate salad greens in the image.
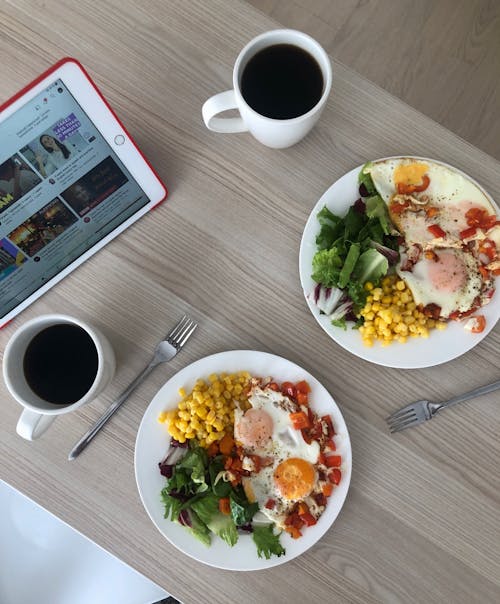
[310,163,399,325]
[160,442,285,558]
[252,524,286,560]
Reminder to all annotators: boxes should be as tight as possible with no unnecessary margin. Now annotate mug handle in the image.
[17,409,56,440]
[202,90,249,133]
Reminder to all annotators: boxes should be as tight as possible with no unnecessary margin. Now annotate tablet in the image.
[0,58,167,327]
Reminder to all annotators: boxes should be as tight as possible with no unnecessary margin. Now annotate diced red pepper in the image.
[423,303,442,320]
[479,266,490,279]
[299,512,317,527]
[329,469,342,485]
[325,438,336,451]
[425,206,439,218]
[248,454,262,473]
[459,226,477,240]
[325,455,342,468]
[322,483,334,497]
[322,415,335,437]
[290,411,311,430]
[313,493,327,507]
[265,499,276,510]
[297,502,309,515]
[285,526,302,539]
[465,207,483,227]
[390,200,410,214]
[266,382,280,391]
[281,381,297,400]
[295,380,310,394]
[285,512,304,529]
[301,428,312,444]
[465,207,499,230]
[465,315,486,333]
[397,174,430,194]
[427,224,446,239]
[296,392,309,405]
[218,497,231,515]
[479,239,497,261]
[318,452,327,466]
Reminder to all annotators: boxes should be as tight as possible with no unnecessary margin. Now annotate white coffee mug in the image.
[3,314,116,440]
[202,29,332,149]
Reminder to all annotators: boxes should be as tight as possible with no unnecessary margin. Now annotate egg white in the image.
[235,388,319,464]
[398,248,482,318]
[235,387,320,528]
[367,158,496,244]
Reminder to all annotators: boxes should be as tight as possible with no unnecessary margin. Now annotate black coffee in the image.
[241,44,324,120]
[23,324,98,405]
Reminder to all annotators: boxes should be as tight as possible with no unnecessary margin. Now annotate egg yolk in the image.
[274,458,315,500]
[428,251,467,293]
[394,162,429,186]
[235,408,273,448]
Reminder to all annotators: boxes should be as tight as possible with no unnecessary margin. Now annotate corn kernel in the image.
[365,282,374,291]
[213,419,224,432]
[357,274,442,347]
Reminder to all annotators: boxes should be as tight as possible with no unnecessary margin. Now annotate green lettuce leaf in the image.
[178,445,209,493]
[252,524,285,560]
[315,206,344,250]
[365,195,391,236]
[352,249,388,285]
[347,280,368,310]
[187,509,211,546]
[190,493,238,547]
[331,317,347,330]
[160,487,183,521]
[343,206,367,240]
[208,455,231,497]
[358,162,377,196]
[311,248,343,286]
[338,242,360,288]
[230,487,259,526]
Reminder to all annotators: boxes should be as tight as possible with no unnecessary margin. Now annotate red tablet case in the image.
[0,58,168,328]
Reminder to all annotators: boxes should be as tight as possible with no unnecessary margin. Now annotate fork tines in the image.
[166,314,197,348]
[386,405,422,433]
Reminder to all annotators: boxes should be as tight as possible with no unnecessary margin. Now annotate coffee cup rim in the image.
[3,314,108,415]
[232,28,333,124]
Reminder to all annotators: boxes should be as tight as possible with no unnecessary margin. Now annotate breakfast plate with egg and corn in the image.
[299,157,500,368]
[134,350,351,571]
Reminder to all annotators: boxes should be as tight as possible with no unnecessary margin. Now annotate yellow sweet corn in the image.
[358,274,445,346]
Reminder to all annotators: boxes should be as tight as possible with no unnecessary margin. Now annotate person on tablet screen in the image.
[0,158,41,203]
[35,134,71,177]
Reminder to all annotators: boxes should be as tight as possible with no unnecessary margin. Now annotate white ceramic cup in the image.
[202,29,332,149]
[3,314,116,440]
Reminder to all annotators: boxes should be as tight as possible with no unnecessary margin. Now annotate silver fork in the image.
[68,315,197,460]
[387,379,500,433]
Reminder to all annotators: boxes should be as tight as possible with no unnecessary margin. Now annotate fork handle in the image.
[437,379,500,412]
[68,362,155,460]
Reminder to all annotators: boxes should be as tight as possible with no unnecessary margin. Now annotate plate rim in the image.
[134,349,352,571]
[298,155,500,369]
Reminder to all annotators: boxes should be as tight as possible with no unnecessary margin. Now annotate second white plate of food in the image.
[299,157,500,368]
[135,350,351,571]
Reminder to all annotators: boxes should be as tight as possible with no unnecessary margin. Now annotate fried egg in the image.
[234,387,320,527]
[398,248,483,318]
[367,158,496,245]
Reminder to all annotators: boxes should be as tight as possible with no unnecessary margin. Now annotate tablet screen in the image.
[0,78,150,319]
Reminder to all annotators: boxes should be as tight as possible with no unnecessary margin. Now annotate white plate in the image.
[134,350,352,571]
[299,157,500,369]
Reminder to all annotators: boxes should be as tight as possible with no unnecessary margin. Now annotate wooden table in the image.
[1,1,499,603]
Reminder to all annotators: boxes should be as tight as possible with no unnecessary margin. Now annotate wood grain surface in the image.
[249,0,500,161]
[0,1,499,603]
